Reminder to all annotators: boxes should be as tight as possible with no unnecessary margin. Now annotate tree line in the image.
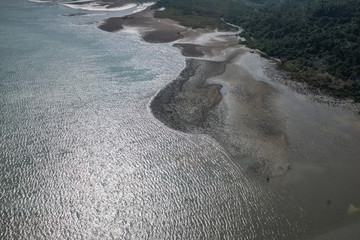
[155,0,360,101]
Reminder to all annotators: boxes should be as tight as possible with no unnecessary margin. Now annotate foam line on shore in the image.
[131,3,155,14]
[61,2,136,11]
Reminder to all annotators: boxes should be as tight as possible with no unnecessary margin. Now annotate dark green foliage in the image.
[155,0,360,100]
[154,7,226,29]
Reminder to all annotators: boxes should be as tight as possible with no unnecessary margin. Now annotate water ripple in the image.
[0,1,313,239]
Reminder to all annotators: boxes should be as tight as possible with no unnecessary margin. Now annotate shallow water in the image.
[239,52,360,236]
[1,0,359,239]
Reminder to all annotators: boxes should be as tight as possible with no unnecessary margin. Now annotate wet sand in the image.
[98,8,186,43]
[151,58,224,132]
[150,44,290,176]
[234,50,360,237]
[97,6,360,238]
[172,43,204,57]
[97,6,359,178]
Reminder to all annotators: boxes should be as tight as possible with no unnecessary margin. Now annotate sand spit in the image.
[151,49,289,176]
[151,58,225,132]
[212,50,289,176]
[98,7,290,176]
[61,0,154,12]
[98,8,187,43]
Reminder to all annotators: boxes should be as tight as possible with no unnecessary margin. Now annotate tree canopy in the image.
[155,0,360,100]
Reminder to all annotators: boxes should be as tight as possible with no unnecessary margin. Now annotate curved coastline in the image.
[26,1,360,238]
[97,6,291,176]
[150,58,225,132]
[95,5,360,237]
[98,8,187,42]
[96,4,360,177]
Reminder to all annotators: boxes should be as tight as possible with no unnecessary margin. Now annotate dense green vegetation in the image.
[154,7,227,29]
[154,0,360,101]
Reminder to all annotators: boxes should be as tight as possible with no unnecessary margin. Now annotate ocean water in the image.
[1,0,359,239]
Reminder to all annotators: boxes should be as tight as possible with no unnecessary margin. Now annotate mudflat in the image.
[98,8,186,43]
[98,7,292,176]
[96,4,360,236]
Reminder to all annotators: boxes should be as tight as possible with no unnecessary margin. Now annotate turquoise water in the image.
[3,0,357,239]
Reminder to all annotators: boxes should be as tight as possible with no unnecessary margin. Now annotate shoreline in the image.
[151,58,225,132]
[98,8,187,43]
[97,6,360,177]
[26,1,360,238]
